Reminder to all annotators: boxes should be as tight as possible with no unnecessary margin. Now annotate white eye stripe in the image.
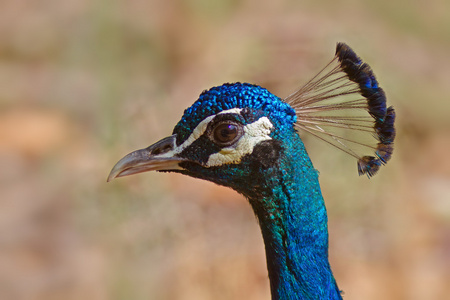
[158,108,243,158]
[217,108,242,115]
[158,108,274,167]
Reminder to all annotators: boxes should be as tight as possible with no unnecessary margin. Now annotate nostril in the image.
[152,144,172,155]
[146,135,177,156]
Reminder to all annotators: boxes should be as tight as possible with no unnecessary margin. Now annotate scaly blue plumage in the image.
[174,83,297,146]
[254,125,341,299]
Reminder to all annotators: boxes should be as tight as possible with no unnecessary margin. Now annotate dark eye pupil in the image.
[214,123,238,143]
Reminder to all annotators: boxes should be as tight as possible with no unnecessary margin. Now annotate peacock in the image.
[108,43,395,299]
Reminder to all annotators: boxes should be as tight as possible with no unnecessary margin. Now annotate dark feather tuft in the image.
[375,143,394,164]
[375,106,396,144]
[365,89,387,121]
[336,43,362,65]
[357,156,381,177]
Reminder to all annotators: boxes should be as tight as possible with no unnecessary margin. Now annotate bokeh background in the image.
[1,1,449,299]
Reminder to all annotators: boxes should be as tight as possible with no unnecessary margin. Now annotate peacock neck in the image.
[247,131,342,300]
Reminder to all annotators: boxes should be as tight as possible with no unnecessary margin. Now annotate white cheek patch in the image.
[158,108,243,159]
[206,117,273,167]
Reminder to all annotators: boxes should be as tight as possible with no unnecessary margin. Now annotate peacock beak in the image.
[107,134,185,182]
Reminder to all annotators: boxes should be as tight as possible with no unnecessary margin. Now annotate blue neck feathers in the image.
[247,128,342,300]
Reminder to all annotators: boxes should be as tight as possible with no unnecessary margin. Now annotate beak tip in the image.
[107,168,121,182]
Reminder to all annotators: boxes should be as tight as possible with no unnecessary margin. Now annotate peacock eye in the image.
[212,122,241,146]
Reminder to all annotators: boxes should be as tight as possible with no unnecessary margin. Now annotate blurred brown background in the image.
[1,1,449,299]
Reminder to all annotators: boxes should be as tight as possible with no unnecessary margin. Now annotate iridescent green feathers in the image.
[285,43,395,177]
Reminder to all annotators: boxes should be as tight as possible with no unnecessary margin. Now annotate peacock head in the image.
[107,83,301,196]
[108,43,396,192]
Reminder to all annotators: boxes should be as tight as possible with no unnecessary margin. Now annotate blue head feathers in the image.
[174,83,297,145]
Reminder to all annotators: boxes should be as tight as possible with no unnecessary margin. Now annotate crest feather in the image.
[285,43,396,177]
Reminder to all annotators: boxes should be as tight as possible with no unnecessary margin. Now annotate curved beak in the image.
[107,135,185,182]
